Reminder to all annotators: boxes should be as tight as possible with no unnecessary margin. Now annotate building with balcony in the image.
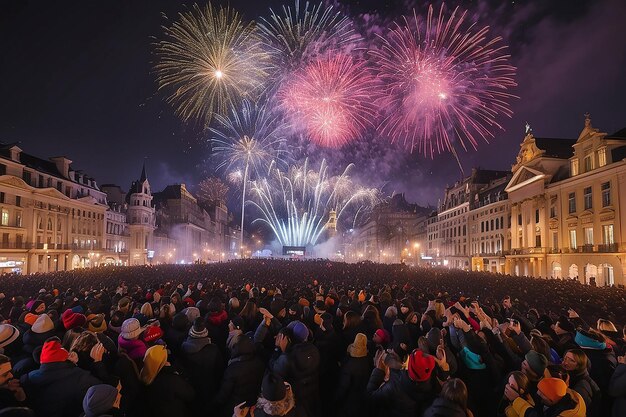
[0,143,108,273]
[504,116,626,285]
[431,168,510,270]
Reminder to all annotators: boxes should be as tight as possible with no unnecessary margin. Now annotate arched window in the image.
[38,216,43,229]
[47,218,52,230]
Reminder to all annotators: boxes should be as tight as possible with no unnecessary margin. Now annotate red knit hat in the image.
[40,340,69,364]
[143,325,164,343]
[61,309,87,330]
[374,329,391,345]
[408,349,435,382]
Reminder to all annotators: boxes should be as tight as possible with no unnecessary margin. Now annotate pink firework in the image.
[370,4,517,157]
[279,54,378,148]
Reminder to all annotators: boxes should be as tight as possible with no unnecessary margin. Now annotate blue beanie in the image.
[288,321,309,343]
[83,384,118,417]
[460,347,486,370]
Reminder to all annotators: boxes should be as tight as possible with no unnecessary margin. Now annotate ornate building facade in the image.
[427,116,626,285]
[0,144,108,274]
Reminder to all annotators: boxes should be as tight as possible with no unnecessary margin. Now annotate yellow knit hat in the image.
[140,345,167,385]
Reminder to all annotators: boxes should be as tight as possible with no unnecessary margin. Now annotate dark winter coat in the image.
[335,355,371,417]
[581,346,616,415]
[270,341,321,417]
[568,369,601,417]
[138,366,195,417]
[213,335,265,417]
[180,336,224,412]
[20,361,102,417]
[609,363,626,417]
[423,398,472,417]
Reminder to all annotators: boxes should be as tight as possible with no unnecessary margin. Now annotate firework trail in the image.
[258,0,360,76]
[154,3,270,127]
[248,159,381,247]
[370,4,517,157]
[210,99,289,251]
[279,54,379,148]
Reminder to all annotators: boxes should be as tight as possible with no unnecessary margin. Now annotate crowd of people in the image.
[0,259,623,417]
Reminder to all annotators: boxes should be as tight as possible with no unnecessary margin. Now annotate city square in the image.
[0,1,625,416]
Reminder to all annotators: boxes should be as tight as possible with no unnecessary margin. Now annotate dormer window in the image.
[570,158,579,176]
[598,147,607,167]
[583,153,593,172]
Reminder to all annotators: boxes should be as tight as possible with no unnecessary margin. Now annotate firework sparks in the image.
[370,4,517,156]
[154,3,270,127]
[210,100,289,253]
[248,159,380,247]
[258,0,360,76]
[279,54,379,148]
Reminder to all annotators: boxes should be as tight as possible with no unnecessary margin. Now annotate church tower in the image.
[127,163,155,265]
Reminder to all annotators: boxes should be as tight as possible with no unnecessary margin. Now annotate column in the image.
[511,204,518,249]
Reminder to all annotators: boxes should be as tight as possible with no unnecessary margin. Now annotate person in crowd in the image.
[20,338,102,417]
[335,333,371,417]
[139,345,194,417]
[233,372,307,417]
[213,334,265,417]
[561,349,601,416]
[0,355,26,409]
[506,377,586,417]
[269,321,320,417]
[180,317,224,414]
[117,318,147,366]
[423,378,474,417]
[609,353,626,417]
[80,383,120,417]
[497,371,533,417]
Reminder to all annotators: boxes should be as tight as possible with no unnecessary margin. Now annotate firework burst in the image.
[154,3,270,127]
[370,4,517,156]
[249,159,380,247]
[279,54,379,148]
[258,0,360,76]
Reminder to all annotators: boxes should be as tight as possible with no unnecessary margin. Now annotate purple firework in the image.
[370,4,517,157]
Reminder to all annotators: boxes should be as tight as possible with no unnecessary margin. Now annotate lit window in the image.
[1,210,8,226]
[603,224,614,245]
[569,230,577,249]
[584,227,593,245]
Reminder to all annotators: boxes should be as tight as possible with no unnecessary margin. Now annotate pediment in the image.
[505,166,547,193]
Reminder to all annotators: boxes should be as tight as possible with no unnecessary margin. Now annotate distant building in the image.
[347,193,430,263]
[429,168,510,269]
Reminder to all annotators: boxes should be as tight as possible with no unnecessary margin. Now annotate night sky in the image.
[1,0,625,208]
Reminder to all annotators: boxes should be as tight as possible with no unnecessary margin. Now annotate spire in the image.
[140,160,147,183]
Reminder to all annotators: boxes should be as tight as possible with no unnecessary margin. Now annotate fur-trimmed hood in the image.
[255,383,295,416]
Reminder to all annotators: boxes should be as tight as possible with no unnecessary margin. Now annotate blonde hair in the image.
[140,302,154,319]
